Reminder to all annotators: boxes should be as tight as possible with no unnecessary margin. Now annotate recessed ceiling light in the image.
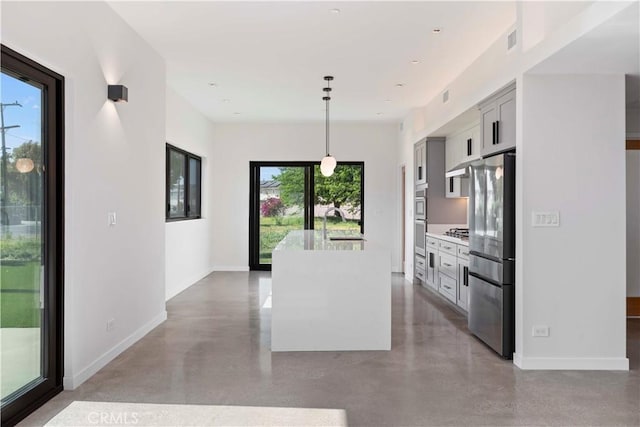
[376,112,383,116]
[222,99,231,103]
[411,60,420,65]
[233,112,241,115]
[208,83,217,87]
[330,8,341,14]
[432,28,442,34]
[395,83,405,88]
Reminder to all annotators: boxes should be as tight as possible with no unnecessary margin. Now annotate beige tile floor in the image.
[19,272,640,426]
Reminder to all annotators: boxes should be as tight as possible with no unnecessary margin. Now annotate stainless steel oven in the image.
[415,187,426,220]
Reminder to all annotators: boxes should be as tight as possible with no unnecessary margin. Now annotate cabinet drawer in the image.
[438,240,457,256]
[439,252,457,279]
[438,273,457,304]
[415,255,426,271]
[457,245,470,260]
[426,237,439,249]
[415,268,426,283]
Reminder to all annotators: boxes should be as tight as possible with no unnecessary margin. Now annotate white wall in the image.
[627,106,640,298]
[516,74,627,369]
[628,150,640,297]
[2,2,167,388]
[165,88,216,300]
[211,123,400,271]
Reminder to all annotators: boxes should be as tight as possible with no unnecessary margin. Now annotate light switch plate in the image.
[108,212,117,226]
[532,211,560,227]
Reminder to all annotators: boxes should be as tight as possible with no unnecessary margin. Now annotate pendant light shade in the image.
[15,158,35,173]
[320,76,337,177]
[320,155,337,177]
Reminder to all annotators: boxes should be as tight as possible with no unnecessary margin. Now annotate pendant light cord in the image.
[323,76,333,157]
[325,95,330,156]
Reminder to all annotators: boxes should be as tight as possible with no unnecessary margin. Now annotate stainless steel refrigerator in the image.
[468,151,515,358]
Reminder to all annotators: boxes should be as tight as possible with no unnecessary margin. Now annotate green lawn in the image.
[1,261,41,328]
[259,216,360,264]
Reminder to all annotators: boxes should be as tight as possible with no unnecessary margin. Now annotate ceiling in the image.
[529,2,640,107]
[108,1,516,123]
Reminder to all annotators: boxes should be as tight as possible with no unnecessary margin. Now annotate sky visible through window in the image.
[260,167,280,181]
[0,73,42,151]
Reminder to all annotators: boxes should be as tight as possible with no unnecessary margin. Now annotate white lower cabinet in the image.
[438,272,457,304]
[423,234,469,314]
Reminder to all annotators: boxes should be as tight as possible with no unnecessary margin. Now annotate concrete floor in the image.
[19,272,640,426]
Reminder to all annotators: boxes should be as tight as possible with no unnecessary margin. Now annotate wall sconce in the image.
[108,85,128,103]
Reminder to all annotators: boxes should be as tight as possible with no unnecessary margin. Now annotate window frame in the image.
[165,143,202,221]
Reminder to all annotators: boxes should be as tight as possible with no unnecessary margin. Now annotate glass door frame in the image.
[249,161,314,271]
[249,161,364,271]
[1,45,65,426]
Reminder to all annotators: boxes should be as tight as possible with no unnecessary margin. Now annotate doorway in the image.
[0,45,64,426]
[249,161,364,270]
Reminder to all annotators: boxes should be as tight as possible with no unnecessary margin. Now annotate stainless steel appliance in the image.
[468,151,515,358]
[415,188,426,221]
[444,227,469,240]
[414,186,427,257]
[414,220,426,256]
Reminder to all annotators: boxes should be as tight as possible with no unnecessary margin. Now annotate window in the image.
[166,144,201,220]
[249,161,364,270]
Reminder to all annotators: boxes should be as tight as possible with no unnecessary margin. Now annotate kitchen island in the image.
[271,230,391,352]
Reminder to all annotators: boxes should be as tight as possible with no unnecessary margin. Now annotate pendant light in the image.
[320,75,337,177]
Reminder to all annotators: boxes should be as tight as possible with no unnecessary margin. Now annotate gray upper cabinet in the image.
[414,140,427,186]
[480,83,516,157]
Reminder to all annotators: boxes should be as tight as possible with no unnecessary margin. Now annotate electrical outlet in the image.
[532,325,550,337]
[106,318,115,332]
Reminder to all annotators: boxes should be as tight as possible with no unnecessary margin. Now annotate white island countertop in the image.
[271,229,391,352]
[274,229,383,251]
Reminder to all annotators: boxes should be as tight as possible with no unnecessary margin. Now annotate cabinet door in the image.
[457,258,469,311]
[469,124,481,161]
[414,142,427,185]
[496,90,516,151]
[480,104,496,156]
[445,176,456,198]
[445,135,457,172]
[426,249,438,290]
[438,273,457,304]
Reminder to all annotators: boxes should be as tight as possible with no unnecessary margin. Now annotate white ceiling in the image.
[529,2,639,107]
[108,1,516,123]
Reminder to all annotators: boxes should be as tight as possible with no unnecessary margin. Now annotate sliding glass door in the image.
[1,45,64,426]
[249,161,363,270]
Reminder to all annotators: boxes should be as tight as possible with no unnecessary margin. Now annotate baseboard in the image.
[166,267,215,301]
[403,272,413,284]
[63,310,167,390]
[513,354,629,370]
[628,297,640,317]
[213,265,250,272]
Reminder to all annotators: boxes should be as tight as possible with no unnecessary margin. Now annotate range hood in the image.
[446,156,484,177]
[445,167,467,178]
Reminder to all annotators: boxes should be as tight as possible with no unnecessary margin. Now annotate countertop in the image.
[426,232,469,247]
[274,230,379,251]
